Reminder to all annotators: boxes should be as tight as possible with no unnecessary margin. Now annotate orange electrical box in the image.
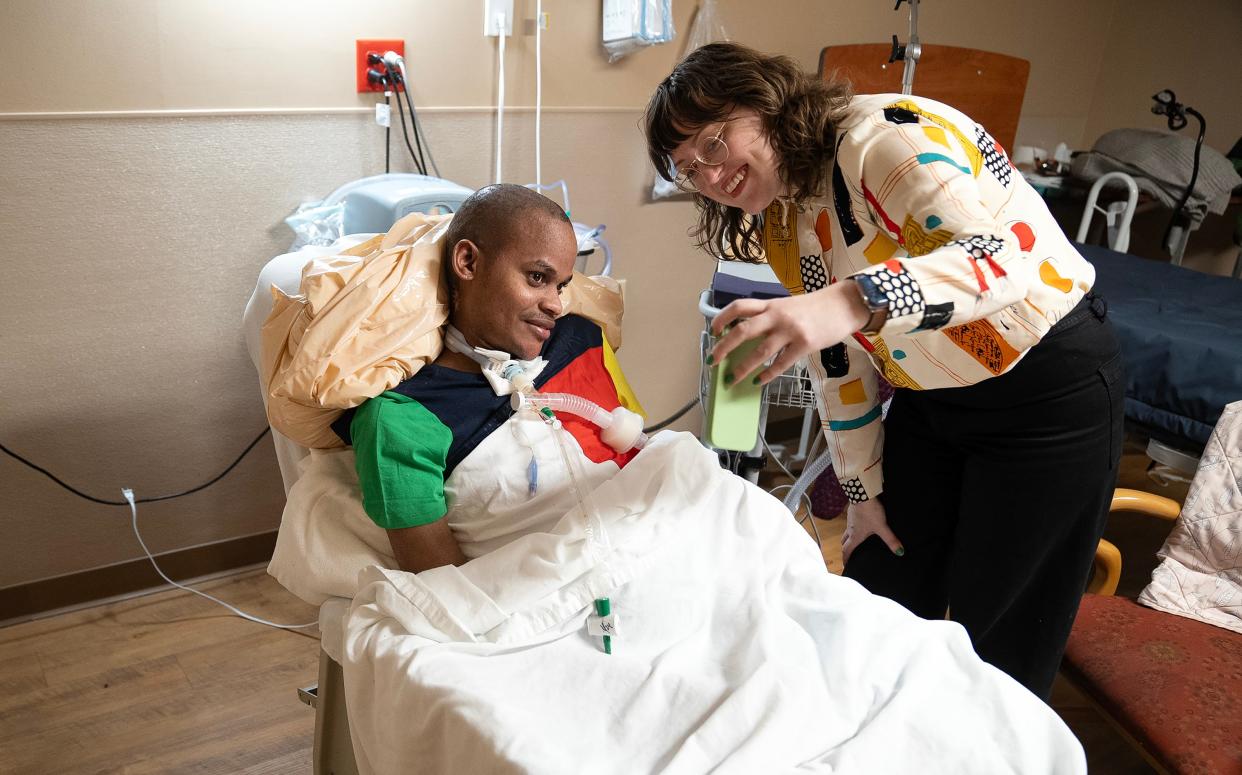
[356,39,405,93]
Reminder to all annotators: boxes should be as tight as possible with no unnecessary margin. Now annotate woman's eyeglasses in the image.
[673,122,730,193]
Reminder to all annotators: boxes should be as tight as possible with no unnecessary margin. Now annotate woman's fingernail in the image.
[724,374,733,386]
[895,547,906,557]
[706,354,714,366]
[752,376,762,386]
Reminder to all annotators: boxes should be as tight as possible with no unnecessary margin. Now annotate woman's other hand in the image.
[841,497,904,566]
[709,281,869,386]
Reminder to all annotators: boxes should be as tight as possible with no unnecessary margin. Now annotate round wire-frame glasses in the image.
[673,123,730,193]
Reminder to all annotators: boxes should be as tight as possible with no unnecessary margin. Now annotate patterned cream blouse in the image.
[762,93,1094,503]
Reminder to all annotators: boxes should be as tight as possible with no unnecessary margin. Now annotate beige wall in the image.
[4,0,1125,151]
[2,0,1237,589]
[1075,0,1242,277]
[1082,0,1242,155]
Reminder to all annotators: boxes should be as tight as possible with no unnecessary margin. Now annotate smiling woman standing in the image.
[644,42,1123,700]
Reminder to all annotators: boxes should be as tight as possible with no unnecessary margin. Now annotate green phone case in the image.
[705,336,764,451]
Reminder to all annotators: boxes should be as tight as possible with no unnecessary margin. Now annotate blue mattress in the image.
[1078,242,1242,449]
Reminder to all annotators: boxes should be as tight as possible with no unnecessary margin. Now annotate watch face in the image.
[856,275,891,310]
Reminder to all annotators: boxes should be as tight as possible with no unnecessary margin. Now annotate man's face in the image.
[452,215,578,360]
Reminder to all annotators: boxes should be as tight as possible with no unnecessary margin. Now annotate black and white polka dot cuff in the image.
[799,254,829,292]
[948,235,1005,260]
[975,125,1013,187]
[841,477,869,504]
[855,263,925,325]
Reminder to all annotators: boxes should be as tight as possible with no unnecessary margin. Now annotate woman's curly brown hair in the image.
[644,42,852,263]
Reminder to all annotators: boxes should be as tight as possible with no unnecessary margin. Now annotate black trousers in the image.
[843,295,1124,700]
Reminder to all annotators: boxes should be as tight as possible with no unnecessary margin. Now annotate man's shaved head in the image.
[444,183,571,263]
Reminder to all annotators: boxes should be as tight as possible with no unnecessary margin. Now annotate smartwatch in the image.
[852,275,890,335]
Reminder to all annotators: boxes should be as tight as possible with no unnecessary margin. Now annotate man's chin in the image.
[503,339,543,361]
[491,327,549,360]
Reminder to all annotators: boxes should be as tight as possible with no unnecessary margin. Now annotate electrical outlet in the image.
[355,39,405,93]
[483,0,514,36]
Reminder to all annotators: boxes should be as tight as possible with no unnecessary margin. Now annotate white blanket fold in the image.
[341,433,1084,775]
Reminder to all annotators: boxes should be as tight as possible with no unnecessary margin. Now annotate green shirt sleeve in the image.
[349,391,453,529]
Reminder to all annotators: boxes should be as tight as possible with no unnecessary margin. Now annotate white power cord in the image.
[494,11,506,184]
[122,488,318,630]
[761,434,798,482]
[535,0,543,188]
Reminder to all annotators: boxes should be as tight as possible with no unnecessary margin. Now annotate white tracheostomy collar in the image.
[443,325,548,396]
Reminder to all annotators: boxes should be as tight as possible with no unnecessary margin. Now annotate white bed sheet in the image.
[334,432,1085,775]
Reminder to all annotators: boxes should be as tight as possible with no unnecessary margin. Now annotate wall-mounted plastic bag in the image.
[650,0,727,200]
[602,0,675,63]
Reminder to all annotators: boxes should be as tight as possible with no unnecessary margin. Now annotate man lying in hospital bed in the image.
[264,185,1085,774]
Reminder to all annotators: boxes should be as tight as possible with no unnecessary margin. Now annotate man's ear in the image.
[451,239,481,283]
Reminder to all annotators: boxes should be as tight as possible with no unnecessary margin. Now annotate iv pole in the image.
[889,0,921,96]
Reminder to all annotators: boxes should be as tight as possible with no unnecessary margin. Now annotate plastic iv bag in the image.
[650,0,727,201]
[602,0,675,63]
[284,200,345,251]
[684,0,727,52]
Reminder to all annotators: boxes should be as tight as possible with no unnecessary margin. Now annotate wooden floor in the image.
[0,443,1176,773]
[0,570,321,774]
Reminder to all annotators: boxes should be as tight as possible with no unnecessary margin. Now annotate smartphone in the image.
[705,334,764,452]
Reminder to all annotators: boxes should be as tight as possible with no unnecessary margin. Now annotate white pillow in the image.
[1138,400,1242,634]
[267,448,394,606]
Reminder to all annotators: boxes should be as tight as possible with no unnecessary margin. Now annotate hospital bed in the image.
[245,173,624,772]
[1075,240,1242,473]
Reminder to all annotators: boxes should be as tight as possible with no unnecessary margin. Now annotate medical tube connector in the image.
[599,408,646,453]
[502,363,536,394]
[512,392,648,453]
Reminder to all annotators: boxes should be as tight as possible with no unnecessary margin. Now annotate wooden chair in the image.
[1062,488,1242,774]
[818,44,1029,153]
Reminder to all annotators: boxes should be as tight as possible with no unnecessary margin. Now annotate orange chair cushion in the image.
[1063,594,1242,774]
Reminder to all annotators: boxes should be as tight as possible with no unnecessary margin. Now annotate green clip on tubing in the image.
[594,597,612,655]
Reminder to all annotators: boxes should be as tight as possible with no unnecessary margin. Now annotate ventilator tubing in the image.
[510,393,614,561]
[782,449,833,514]
[512,392,648,453]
